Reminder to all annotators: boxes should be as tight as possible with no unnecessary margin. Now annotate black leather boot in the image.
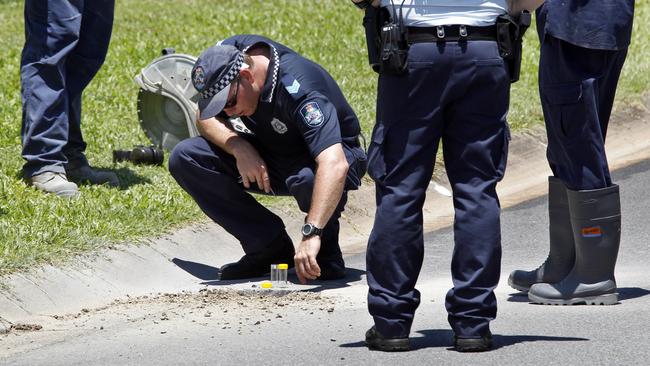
[529,185,621,305]
[454,332,493,352]
[365,326,410,352]
[508,176,575,291]
[219,230,295,280]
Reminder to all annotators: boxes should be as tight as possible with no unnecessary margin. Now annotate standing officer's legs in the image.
[20,0,84,195]
[169,137,294,279]
[527,36,627,305]
[366,42,445,343]
[442,43,510,339]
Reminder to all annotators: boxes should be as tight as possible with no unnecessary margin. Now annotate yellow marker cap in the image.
[260,281,273,289]
[278,263,289,270]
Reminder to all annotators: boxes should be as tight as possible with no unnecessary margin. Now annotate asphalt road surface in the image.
[2,160,649,365]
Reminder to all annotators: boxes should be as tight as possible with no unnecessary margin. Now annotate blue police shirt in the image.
[539,0,634,51]
[218,34,361,159]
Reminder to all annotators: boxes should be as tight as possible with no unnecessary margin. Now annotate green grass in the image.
[1,0,648,276]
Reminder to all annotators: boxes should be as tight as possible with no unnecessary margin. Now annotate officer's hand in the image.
[231,141,272,193]
[294,236,321,284]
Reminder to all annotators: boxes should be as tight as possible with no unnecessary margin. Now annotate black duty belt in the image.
[407,25,497,44]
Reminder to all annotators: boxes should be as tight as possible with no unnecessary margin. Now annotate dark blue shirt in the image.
[538,0,634,51]
[219,34,361,160]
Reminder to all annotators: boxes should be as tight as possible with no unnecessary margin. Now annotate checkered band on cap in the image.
[200,52,245,100]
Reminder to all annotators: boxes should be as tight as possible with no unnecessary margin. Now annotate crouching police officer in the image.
[352,0,542,352]
[168,35,367,284]
[509,1,635,305]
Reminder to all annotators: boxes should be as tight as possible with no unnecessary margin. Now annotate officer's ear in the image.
[239,66,254,85]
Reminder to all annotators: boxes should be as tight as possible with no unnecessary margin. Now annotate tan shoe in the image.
[30,172,79,198]
[66,164,119,187]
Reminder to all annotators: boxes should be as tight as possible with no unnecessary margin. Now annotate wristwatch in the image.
[301,222,323,238]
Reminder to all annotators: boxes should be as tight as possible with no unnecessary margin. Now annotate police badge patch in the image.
[192,66,206,91]
[300,102,324,127]
[271,118,288,134]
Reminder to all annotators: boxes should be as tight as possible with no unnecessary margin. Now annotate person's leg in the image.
[20,0,83,195]
[168,137,294,279]
[442,40,510,349]
[63,0,118,185]
[366,42,446,346]
[539,37,623,191]
[528,36,628,304]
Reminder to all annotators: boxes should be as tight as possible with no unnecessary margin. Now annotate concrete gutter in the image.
[1,95,649,327]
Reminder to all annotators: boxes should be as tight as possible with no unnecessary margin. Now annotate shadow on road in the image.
[172,259,367,290]
[618,287,650,301]
[339,329,588,350]
[172,258,219,280]
[507,291,529,302]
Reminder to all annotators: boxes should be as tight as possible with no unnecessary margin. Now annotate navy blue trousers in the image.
[538,32,628,190]
[20,0,115,177]
[169,137,366,258]
[366,40,510,338]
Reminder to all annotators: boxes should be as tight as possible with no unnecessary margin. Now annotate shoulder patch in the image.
[300,102,324,127]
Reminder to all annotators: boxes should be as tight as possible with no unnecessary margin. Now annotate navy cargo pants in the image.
[366,39,510,338]
[538,29,628,190]
[169,137,366,258]
[20,0,115,177]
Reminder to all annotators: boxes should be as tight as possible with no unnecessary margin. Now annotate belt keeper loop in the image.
[436,25,445,39]
[459,25,468,38]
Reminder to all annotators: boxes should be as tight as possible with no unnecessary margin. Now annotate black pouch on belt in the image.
[379,21,408,75]
[496,11,531,83]
[363,6,391,73]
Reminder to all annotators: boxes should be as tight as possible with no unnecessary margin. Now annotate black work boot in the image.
[365,326,410,352]
[454,332,493,352]
[316,218,346,280]
[529,185,621,305]
[508,176,575,292]
[219,231,295,280]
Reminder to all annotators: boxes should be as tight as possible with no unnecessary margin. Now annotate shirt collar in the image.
[243,42,280,104]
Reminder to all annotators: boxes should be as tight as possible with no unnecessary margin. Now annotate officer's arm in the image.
[196,115,271,192]
[196,115,249,156]
[307,143,349,229]
[508,0,545,14]
[294,143,348,284]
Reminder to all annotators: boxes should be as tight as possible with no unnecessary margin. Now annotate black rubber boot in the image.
[454,332,493,352]
[365,326,410,352]
[508,176,575,292]
[219,230,295,280]
[529,185,621,305]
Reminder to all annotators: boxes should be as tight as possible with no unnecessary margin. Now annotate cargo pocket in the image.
[367,122,388,183]
[541,82,586,144]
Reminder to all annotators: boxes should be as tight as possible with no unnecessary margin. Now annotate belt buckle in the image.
[436,25,445,39]
[459,25,468,38]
